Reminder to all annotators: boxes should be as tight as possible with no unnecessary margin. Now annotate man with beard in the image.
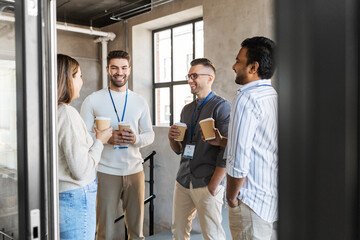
[81,50,154,240]
[168,58,230,240]
[205,37,278,240]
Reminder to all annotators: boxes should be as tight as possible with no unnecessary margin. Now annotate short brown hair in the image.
[190,58,216,75]
[107,50,131,66]
[57,54,79,105]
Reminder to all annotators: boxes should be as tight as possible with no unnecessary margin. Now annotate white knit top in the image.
[57,104,104,192]
[80,88,154,176]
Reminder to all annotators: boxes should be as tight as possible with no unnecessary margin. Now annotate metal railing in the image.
[114,151,156,239]
[0,229,14,240]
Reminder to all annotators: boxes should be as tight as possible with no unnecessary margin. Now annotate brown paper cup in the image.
[118,122,131,131]
[199,118,215,140]
[174,122,187,141]
[95,117,111,131]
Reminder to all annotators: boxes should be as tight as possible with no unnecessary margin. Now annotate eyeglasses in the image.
[185,73,211,80]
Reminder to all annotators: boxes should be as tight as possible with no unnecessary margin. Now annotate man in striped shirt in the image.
[206,36,277,239]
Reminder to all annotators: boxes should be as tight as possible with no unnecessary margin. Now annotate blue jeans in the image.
[59,179,97,240]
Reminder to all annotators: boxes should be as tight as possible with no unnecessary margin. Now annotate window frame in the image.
[152,17,203,126]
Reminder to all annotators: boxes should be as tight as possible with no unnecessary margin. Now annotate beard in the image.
[109,74,128,88]
[235,76,243,85]
[234,72,248,85]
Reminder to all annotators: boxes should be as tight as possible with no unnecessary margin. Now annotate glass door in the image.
[0,0,58,239]
[0,60,17,239]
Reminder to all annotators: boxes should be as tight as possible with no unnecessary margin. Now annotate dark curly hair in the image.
[241,36,276,79]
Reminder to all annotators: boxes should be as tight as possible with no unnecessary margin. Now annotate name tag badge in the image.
[114,145,128,149]
[183,144,195,159]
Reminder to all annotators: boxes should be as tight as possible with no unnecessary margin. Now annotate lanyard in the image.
[108,87,128,122]
[190,91,213,142]
[256,84,272,87]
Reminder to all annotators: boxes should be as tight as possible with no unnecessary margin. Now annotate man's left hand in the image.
[207,182,218,196]
[120,128,136,144]
[227,197,240,208]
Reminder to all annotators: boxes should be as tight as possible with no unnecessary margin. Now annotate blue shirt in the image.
[226,79,278,222]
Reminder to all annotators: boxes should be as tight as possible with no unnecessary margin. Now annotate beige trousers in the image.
[172,181,226,240]
[228,201,273,240]
[96,171,145,240]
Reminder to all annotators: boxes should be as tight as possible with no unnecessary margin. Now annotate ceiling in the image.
[0,0,14,14]
[0,0,175,28]
[56,0,151,28]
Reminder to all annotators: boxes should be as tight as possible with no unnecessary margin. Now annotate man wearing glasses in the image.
[168,58,230,240]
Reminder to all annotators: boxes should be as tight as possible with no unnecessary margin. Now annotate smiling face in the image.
[72,67,83,100]
[187,64,214,98]
[232,47,252,85]
[107,58,131,91]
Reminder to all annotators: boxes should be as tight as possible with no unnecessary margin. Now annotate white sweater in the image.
[57,104,104,193]
[80,88,155,176]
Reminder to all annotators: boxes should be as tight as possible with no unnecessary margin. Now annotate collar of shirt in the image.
[237,79,272,93]
[195,92,216,105]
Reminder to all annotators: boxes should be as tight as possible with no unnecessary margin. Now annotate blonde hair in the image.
[57,54,79,105]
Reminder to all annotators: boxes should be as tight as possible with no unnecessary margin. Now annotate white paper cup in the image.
[199,118,215,140]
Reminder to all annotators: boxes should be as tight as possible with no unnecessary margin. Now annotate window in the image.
[153,18,204,126]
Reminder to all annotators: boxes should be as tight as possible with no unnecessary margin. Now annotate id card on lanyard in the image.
[183,91,212,159]
[108,87,128,149]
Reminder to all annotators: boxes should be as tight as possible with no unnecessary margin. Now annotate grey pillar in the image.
[277,0,359,239]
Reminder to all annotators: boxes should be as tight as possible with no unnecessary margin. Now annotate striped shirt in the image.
[226,79,278,222]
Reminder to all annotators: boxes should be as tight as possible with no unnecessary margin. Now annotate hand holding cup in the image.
[118,122,136,145]
[202,127,228,148]
[199,118,216,140]
[95,127,113,144]
[168,123,187,141]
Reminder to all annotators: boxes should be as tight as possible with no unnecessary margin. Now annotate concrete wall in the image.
[57,29,102,111]
[102,0,275,236]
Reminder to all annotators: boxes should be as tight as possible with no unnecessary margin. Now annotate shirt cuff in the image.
[134,133,140,146]
[93,139,104,150]
[226,163,247,178]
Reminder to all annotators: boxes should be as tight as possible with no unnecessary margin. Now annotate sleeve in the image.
[80,95,96,139]
[213,100,231,167]
[176,107,186,155]
[58,107,104,181]
[133,100,155,148]
[226,94,260,178]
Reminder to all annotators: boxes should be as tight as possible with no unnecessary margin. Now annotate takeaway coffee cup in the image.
[118,122,131,132]
[174,122,187,141]
[95,117,111,131]
[114,122,131,149]
[199,118,215,140]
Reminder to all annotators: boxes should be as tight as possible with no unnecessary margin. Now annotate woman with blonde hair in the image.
[57,54,112,239]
